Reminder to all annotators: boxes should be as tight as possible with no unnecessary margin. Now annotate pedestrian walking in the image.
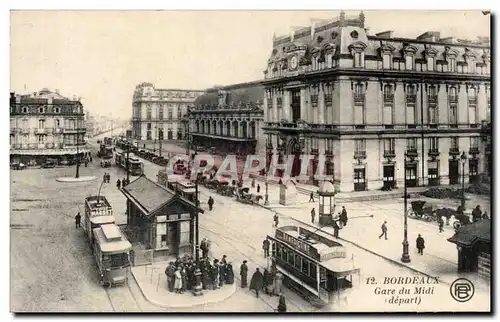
[225,262,235,284]
[333,220,340,238]
[472,205,482,223]
[90,156,93,162]
[250,268,264,298]
[340,206,348,226]
[200,238,208,258]
[180,265,187,292]
[208,196,214,211]
[416,234,425,255]
[437,217,444,233]
[273,271,283,295]
[257,184,260,193]
[379,221,388,240]
[174,267,183,293]
[309,192,315,202]
[263,269,274,295]
[84,160,88,167]
[116,179,121,189]
[276,294,287,312]
[251,178,256,189]
[262,238,270,258]
[311,208,316,224]
[273,214,279,227]
[107,173,111,183]
[240,260,249,288]
[102,173,107,183]
[75,212,81,229]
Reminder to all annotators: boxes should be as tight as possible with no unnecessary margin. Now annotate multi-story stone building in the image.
[262,12,490,192]
[10,88,89,165]
[188,81,265,155]
[131,83,204,141]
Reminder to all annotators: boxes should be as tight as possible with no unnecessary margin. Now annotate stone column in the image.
[477,84,487,122]
[300,87,307,121]
[458,83,468,125]
[283,90,290,121]
[318,84,325,124]
[438,84,448,125]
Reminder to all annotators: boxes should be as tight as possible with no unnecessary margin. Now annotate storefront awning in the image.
[10,147,90,156]
[447,219,491,247]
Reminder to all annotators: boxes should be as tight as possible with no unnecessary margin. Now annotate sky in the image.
[10,10,490,120]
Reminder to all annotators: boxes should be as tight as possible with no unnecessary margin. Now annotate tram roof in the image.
[86,196,111,209]
[89,215,115,225]
[93,225,131,254]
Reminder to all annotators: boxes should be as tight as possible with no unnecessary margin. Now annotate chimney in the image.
[416,31,440,42]
[375,30,394,39]
[10,92,15,99]
[33,92,37,97]
[359,11,365,28]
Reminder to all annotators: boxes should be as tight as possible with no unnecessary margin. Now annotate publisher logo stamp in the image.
[450,278,475,302]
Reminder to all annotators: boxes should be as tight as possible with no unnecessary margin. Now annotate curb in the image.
[130,268,237,309]
[56,176,97,182]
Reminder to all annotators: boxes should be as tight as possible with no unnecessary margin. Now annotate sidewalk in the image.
[131,261,236,309]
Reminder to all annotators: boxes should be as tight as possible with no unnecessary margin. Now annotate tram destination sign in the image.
[276,229,318,259]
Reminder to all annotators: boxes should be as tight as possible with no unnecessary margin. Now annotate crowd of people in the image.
[243,261,287,312]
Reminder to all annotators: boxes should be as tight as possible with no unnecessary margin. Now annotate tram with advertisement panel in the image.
[83,196,115,245]
[267,222,360,305]
[115,152,144,176]
[93,223,132,286]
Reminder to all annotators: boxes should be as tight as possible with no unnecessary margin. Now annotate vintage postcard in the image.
[10,10,491,313]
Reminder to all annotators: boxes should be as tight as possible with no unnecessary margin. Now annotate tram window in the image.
[302,258,309,275]
[282,248,288,261]
[272,242,277,257]
[309,263,317,279]
[294,254,302,270]
[288,250,295,266]
[320,267,327,281]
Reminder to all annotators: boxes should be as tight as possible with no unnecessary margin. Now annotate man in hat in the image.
[250,268,264,298]
[262,238,270,258]
[75,212,81,229]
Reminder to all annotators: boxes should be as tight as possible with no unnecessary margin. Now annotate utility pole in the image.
[159,129,162,157]
[126,142,130,183]
[194,174,200,262]
[420,82,425,187]
[75,132,80,178]
[401,153,411,263]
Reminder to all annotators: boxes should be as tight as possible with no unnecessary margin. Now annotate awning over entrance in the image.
[447,219,491,247]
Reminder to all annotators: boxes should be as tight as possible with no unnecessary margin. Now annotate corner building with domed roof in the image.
[261,11,491,193]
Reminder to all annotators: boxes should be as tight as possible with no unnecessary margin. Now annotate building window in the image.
[384,138,395,154]
[450,137,459,150]
[168,108,173,120]
[22,134,28,145]
[266,90,272,108]
[405,55,413,70]
[407,138,417,152]
[310,86,319,108]
[428,106,437,125]
[449,105,458,127]
[276,89,283,108]
[158,105,163,120]
[449,86,458,102]
[55,107,60,113]
[354,52,364,68]
[354,139,366,153]
[22,107,28,113]
[427,57,435,71]
[470,137,479,149]
[177,106,182,118]
[39,107,45,113]
[383,85,394,126]
[429,137,439,152]
[38,135,45,144]
[448,57,456,72]
[382,54,391,69]
[324,83,333,107]
[38,119,45,129]
[56,119,60,128]
[147,104,152,120]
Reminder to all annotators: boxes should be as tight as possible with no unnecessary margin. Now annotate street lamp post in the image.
[153,126,157,153]
[158,129,162,157]
[401,152,411,263]
[126,142,130,183]
[75,132,80,179]
[460,151,468,208]
[264,177,269,206]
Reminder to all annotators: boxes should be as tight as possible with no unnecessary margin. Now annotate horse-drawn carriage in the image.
[236,187,263,205]
[217,183,235,197]
[408,200,472,230]
[408,200,436,222]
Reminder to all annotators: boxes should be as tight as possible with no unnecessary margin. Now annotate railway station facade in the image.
[261,12,491,192]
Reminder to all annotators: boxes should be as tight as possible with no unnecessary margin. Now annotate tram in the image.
[267,223,360,304]
[83,196,115,245]
[115,152,144,176]
[92,223,132,286]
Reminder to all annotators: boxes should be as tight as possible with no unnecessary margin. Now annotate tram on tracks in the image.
[93,223,132,286]
[115,152,144,176]
[83,196,115,244]
[267,222,360,305]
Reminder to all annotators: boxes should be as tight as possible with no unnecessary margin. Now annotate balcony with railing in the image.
[354,150,366,159]
[353,94,365,105]
[53,128,63,134]
[406,149,418,158]
[469,146,480,155]
[35,128,47,135]
[428,148,440,157]
[427,95,438,105]
[468,97,478,105]
[406,94,416,104]
[383,149,396,158]
[449,147,460,156]
[63,127,86,134]
[383,94,394,104]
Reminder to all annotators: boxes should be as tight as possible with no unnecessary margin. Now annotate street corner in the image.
[56,176,97,183]
[131,263,237,309]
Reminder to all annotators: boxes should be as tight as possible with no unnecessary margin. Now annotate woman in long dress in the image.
[174,268,183,294]
[276,295,287,312]
[273,271,283,296]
